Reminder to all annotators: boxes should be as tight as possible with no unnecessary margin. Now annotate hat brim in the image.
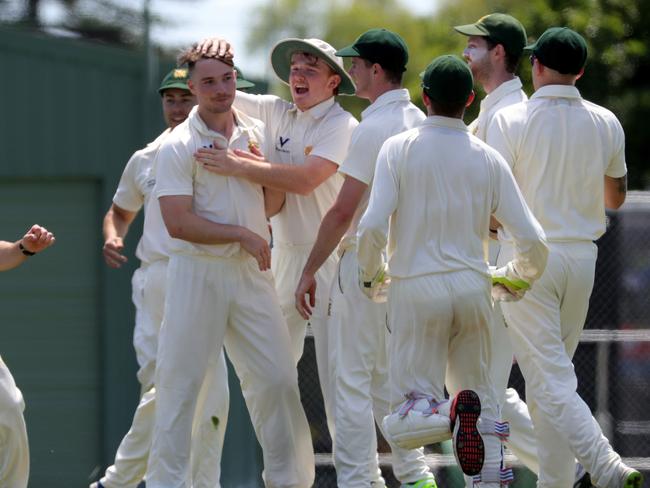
[236,79,255,89]
[335,45,361,57]
[523,41,537,51]
[453,23,490,37]
[270,39,356,95]
[159,82,190,94]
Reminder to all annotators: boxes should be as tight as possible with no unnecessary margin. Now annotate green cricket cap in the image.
[525,27,587,75]
[158,67,190,94]
[454,13,527,59]
[420,55,473,104]
[270,38,356,95]
[336,28,409,73]
[235,65,255,89]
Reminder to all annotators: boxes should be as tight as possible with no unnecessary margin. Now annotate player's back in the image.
[383,116,503,279]
[489,85,625,243]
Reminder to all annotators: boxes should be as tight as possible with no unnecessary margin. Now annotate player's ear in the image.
[422,90,431,109]
[575,67,585,81]
[465,90,476,108]
[187,79,197,95]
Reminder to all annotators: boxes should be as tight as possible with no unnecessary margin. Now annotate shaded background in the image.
[0,0,649,486]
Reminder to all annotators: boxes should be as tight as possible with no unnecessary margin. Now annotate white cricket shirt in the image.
[338,88,425,247]
[486,84,627,243]
[154,106,270,258]
[235,92,358,245]
[113,129,171,264]
[357,116,547,281]
[468,77,527,141]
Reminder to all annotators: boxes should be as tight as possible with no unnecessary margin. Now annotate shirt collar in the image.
[188,106,245,144]
[480,77,523,112]
[362,88,411,119]
[421,115,469,132]
[531,84,582,100]
[289,96,336,119]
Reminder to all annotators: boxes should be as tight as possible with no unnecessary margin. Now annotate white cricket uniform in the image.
[0,355,29,488]
[331,89,431,487]
[486,84,628,488]
[469,77,539,475]
[99,130,230,488]
[147,107,314,488]
[357,116,547,487]
[234,91,357,435]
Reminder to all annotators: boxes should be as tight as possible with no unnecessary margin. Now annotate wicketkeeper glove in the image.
[489,263,530,302]
[359,263,391,303]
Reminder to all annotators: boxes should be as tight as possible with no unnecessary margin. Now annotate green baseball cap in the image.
[235,65,255,89]
[158,67,190,94]
[420,55,473,104]
[525,27,587,75]
[336,28,409,73]
[454,13,527,59]
[270,38,356,95]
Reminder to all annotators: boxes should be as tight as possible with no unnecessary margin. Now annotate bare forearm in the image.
[241,159,319,194]
[0,240,27,271]
[164,210,247,245]
[303,207,354,276]
[103,205,135,242]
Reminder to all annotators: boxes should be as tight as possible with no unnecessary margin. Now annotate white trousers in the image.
[500,242,625,488]
[147,254,314,488]
[330,250,432,487]
[484,240,539,477]
[272,244,338,436]
[0,355,29,488]
[100,259,230,488]
[389,270,502,488]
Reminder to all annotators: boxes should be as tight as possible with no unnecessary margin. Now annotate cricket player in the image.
[194,37,358,438]
[486,27,642,488]
[0,224,55,488]
[358,55,548,486]
[293,28,435,488]
[146,46,314,488]
[92,67,256,488]
[454,12,546,479]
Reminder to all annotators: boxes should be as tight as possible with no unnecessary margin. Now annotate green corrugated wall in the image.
[0,26,262,487]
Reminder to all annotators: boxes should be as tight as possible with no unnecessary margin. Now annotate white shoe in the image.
[382,392,451,450]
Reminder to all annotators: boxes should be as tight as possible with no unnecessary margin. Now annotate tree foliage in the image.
[248,0,650,188]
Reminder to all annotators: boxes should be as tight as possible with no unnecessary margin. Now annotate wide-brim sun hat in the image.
[270,38,356,95]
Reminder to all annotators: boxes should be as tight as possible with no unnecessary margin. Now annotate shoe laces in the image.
[398,391,443,418]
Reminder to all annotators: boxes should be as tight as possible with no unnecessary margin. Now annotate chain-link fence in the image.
[297,192,650,487]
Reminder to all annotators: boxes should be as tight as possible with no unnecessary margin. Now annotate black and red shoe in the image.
[450,389,485,476]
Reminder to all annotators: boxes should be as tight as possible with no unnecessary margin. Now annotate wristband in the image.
[19,242,36,256]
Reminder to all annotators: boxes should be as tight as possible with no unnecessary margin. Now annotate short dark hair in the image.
[430,98,466,118]
[177,43,234,75]
[485,37,521,74]
[361,58,403,84]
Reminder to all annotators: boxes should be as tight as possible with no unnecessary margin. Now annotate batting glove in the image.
[359,263,391,303]
[489,263,530,302]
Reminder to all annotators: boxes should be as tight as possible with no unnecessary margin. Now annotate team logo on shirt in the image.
[276,136,290,153]
[146,178,156,189]
[304,145,313,156]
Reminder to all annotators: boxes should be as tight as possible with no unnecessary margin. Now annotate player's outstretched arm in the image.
[195,144,338,196]
[357,145,397,281]
[295,176,368,319]
[102,204,137,269]
[0,224,55,272]
[159,195,270,271]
